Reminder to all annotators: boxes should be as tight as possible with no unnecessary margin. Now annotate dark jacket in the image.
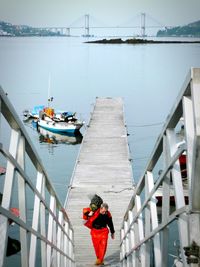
[92,211,115,234]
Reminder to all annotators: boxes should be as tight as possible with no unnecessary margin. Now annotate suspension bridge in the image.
[0,68,200,267]
[38,13,171,37]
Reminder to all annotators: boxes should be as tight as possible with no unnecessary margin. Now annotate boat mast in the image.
[47,74,53,107]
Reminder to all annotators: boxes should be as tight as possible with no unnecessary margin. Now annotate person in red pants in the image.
[83,203,115,265]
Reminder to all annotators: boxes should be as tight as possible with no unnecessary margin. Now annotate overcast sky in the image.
[0,0,200,28]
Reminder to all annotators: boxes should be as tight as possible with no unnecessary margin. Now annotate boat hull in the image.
[38,119,83,134]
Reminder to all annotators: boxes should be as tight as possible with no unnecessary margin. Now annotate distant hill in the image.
[0,20,62,36]
[157,20,200,37]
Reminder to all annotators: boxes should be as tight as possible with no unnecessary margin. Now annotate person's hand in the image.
[88,211,94,216]
[111,233,115,239]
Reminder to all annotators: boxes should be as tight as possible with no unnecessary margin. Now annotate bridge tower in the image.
[141,12,146,37]
[84,14,90,37]
[65,27,71,36]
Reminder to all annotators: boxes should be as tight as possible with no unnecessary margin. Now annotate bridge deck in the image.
[65,97,134,267]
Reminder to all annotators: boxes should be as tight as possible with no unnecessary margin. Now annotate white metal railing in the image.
[120,68,200,267]
[0,87,75,267]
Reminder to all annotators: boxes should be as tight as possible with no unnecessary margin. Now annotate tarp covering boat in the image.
[31,105,45,116]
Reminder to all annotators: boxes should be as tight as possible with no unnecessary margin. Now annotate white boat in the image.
[38,116,84,134]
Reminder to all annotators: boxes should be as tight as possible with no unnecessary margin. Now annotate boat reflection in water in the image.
[37,126,83,145]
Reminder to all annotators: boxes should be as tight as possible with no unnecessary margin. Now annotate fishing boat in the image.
[38,108,84,134]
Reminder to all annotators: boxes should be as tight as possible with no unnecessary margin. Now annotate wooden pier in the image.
[65,97,134,267]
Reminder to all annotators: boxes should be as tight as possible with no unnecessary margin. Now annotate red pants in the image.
[91,228,109,262]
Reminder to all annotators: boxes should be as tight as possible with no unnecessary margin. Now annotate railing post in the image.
[57,211,63,267]
[121,228,127,267]
[160,134,170,267]
[144,173,151,267]
[167,129,189,266]
[128,210,136,267]
[0,128,20,267]
[135,195,146,266]
[63,222,69,267]
[29,171,45,267]
[124,221,130,267]
[17,135,28,267]
[40,175,47,267]
[68,228,73,267]
[182,95,194,209]
[146,171,161,267]
[52,203,57,267]
[47,195,56,267]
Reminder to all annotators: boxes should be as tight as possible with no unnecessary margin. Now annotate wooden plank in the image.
[65,98,134,266]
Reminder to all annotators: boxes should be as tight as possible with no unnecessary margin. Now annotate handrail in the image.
[124,206,188,257]
[0,87,75,267]
[124,144,186,221]
[121,145,186,243]
[120,68,200,267]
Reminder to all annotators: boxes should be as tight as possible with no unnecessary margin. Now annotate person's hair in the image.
[101,203,108,210]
